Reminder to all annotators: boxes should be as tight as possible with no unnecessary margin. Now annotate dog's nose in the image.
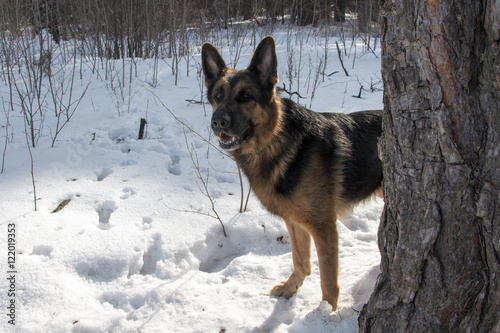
[212,114,231,130]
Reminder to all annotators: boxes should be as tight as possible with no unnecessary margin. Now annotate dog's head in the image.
[201,36,282,153]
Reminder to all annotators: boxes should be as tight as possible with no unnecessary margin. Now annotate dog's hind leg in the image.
[310,217,340,310]
[270,220,312,299]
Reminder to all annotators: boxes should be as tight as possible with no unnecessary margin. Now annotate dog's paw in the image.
[270,280,299,299]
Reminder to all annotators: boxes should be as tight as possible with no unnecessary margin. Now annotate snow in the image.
[1,28,383,332]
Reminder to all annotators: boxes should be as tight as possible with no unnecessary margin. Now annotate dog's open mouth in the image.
[219,133,236,144]
[217,128,251,151]
[218,133,239,149]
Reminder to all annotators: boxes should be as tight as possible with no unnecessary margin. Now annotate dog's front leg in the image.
[311,219,340,310]
[270,220,312,299]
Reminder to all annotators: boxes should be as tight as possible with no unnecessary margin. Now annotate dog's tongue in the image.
[219,133,236,144]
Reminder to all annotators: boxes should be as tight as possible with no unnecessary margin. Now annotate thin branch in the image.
[279,83,306,99]
[244,186,251,213]
[356,33,379,59]
[185,98,204,105]
[352,85,364,99]
[23,114,37,211]
[183,128,227,237]
[336,41,349,77]
[238,165,245,213]
[1,99,10,174]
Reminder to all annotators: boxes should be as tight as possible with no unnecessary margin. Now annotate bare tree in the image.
[333,0,347,22]
[359,0,500,332]
[357,0,374,33]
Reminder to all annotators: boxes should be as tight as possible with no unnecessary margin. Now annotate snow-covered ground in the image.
[1,28,383,332]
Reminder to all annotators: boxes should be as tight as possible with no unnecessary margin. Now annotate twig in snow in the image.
[352,85,364,99]
[336,42,349,77]
[183,128,227,237]
[1,99,10,174]
[185,98,204,105]
[23,116,37,211]
[279,83,305,99]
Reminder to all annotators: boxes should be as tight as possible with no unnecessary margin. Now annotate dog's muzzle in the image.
[211,113,251,151]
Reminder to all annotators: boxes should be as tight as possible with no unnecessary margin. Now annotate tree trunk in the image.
[359,0,500,332]
[333,0,346,22]
[358,0,372,33]
[295,0,316,26]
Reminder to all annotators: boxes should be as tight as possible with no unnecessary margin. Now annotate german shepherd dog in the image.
[201,36,382,310]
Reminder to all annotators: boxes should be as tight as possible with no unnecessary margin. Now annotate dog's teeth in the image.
[219,134,236,144]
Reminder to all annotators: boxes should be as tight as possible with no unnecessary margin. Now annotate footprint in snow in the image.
[31,245,53,258]
[94,167,113,181]
[139,234,163,275]
[120,159,137,166]
[96,200,117,229]
[141,216,153,231]
[167,155,181,176]
[120,187,136,200]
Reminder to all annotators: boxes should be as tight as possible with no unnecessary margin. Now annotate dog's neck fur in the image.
[230,96,301,198]
[232,95,284,157]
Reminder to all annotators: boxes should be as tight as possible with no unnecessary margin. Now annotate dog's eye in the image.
[240,92,253,103]
[214,92,223,102]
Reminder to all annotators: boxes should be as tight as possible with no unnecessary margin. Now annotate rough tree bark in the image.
[359,0,500,332]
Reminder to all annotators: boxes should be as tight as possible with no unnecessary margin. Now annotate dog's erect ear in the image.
[201,43,227,89]
[248,36,278,88]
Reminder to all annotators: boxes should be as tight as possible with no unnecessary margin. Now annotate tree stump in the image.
[138,118,148,140]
